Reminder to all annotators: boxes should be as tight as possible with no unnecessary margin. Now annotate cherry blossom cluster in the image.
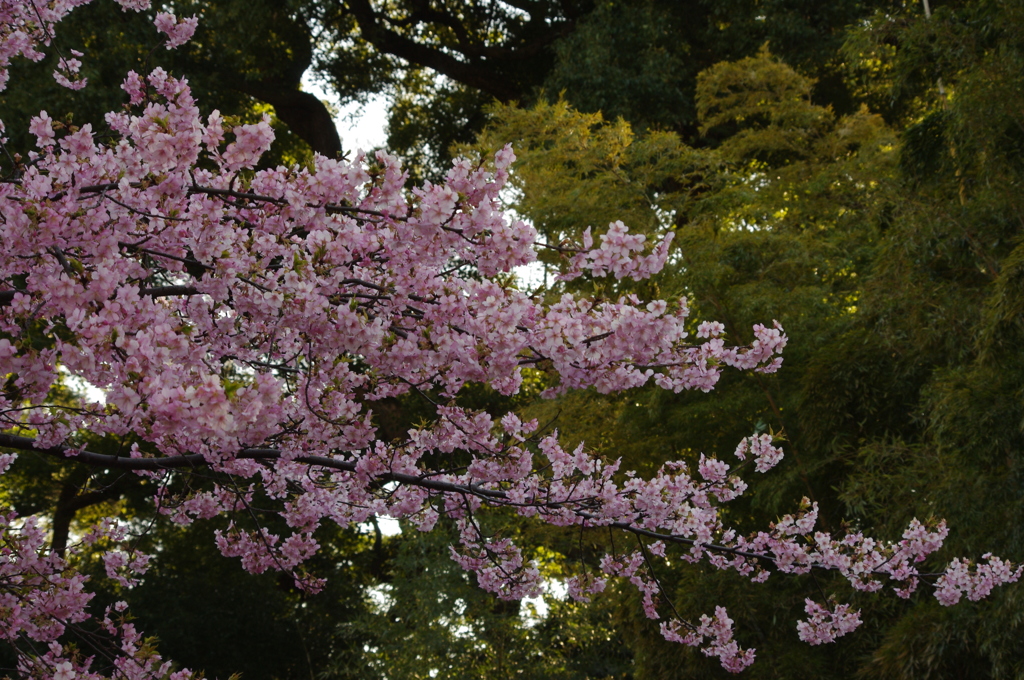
[560,221,674,281]
[0,512,91,644]
[0,2,1020,676]
[0,60,786,672]
[795,599,862,646]
[733,433,785,472]
[1,0,85,93]
[934,554,1022,606]
[661,607,754,672]
[0,0,193,99]
[17,600,195,680]
[152,12,197,49]
[0,510,177,679]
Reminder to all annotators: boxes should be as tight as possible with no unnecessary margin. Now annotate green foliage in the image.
[463,30,1024,676]
[543,0,697,134]
[339,524,631,680]
[543,0,892,141]
[113,522,376,680]
[385,73,493,184]
[467,97,700,277]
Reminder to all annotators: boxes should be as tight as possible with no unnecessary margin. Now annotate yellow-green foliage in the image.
[466,98,702,243]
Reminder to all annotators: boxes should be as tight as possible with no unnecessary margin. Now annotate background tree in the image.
[459,2,1024,676]
[465,48,899,678]
[2,0,898,177]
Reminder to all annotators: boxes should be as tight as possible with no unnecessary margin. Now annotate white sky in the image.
[302,75,391,153]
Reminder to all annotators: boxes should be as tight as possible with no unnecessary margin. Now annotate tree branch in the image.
[51,478,133,556]
[345,0,525,102]
[0,433,944,579]
[234,81,343,158]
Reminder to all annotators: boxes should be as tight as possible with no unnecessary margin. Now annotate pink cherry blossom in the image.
[154,12,198,49]
[796,599,863,645]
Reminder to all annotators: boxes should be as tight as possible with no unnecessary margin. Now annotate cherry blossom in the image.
[795,599,863,645]
[153,12,198,49]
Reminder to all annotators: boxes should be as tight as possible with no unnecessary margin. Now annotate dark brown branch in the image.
[346,0,524,102]
[0,433,505,497]
[118,244,215,271]
[234,81,343,158]
[51,478,131,556]
[194,186,389,217]
[37,182,390,218]
[142,285,199,298]
[0,285,198,307]
[385,4,476,56]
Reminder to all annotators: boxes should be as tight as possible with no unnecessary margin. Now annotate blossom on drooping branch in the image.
[1,0,86,93]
